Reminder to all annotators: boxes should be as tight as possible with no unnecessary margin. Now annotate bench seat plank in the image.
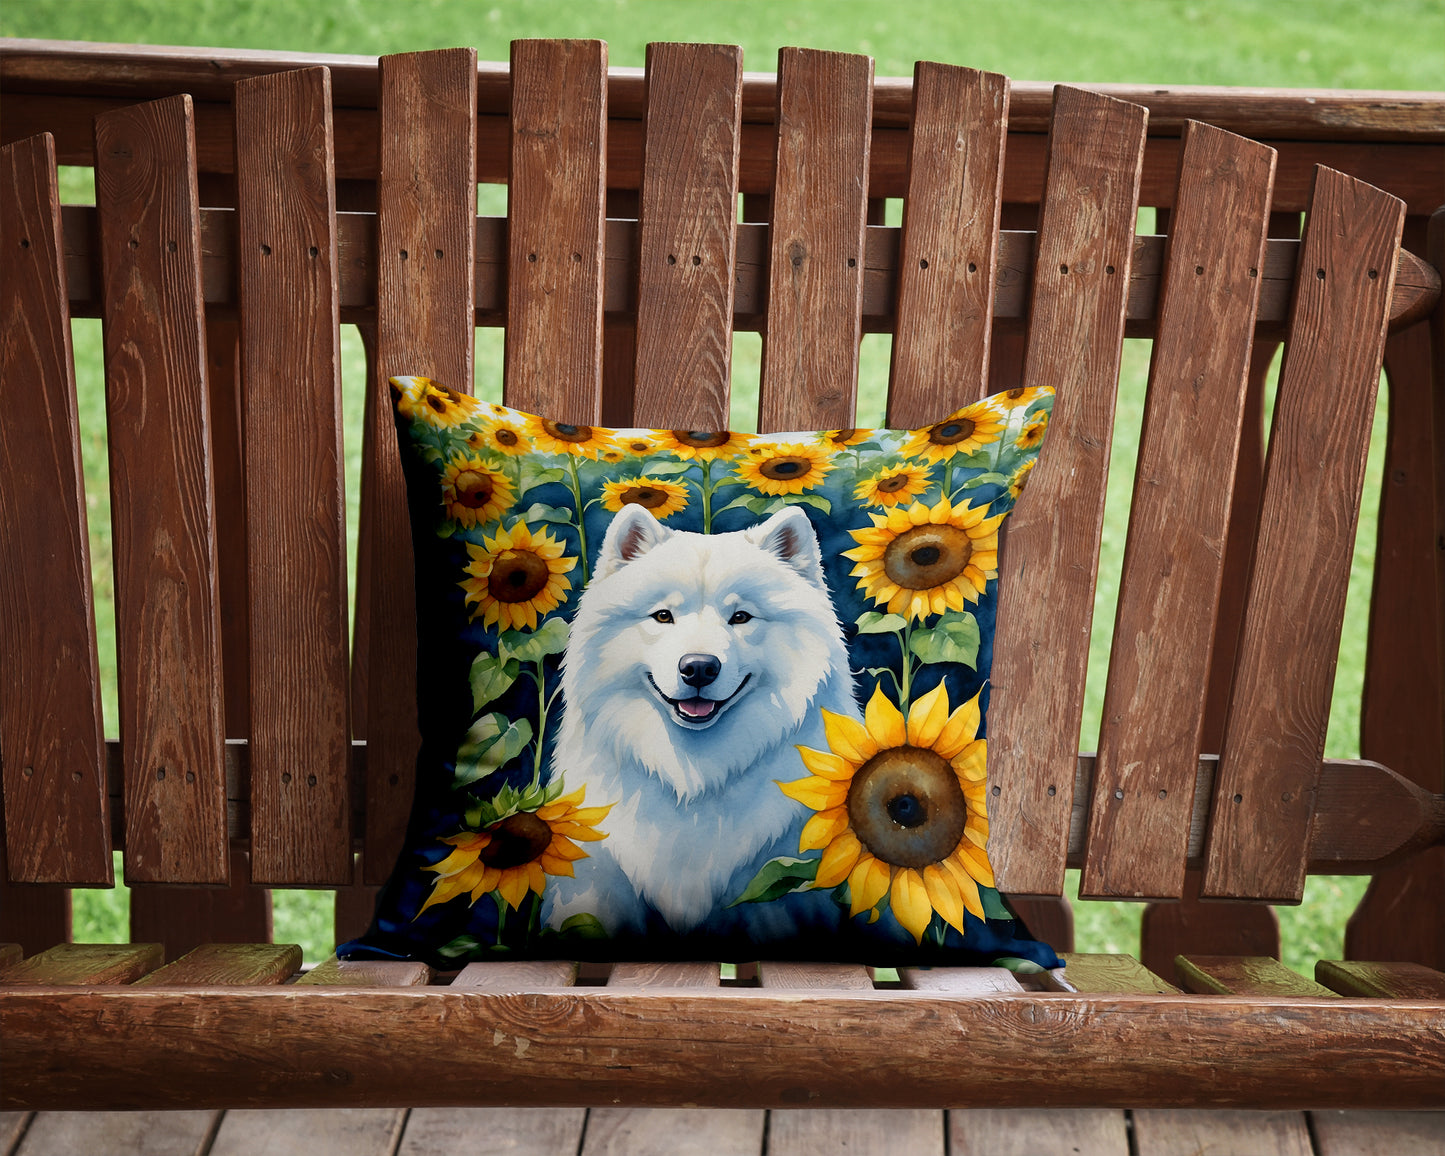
[451,960,579,988]
[951,1109,1129,1156]
[757,962,873,990]
[131,942,301,986]
[898,967,1024,993]
[298,954,432,987]
[0,133,111,886]
[129,846,272,961]
[233,66,353,886]
[1316,960,1445,999]
[1056,953,1181,994]
[1176,955,1337,997]
[0,942,162,985]
[93,94,230,886]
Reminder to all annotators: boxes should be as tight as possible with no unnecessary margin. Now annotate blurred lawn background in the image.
[6,0,1441,968]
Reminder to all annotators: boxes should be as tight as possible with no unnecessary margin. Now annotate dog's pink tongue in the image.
[678,698,717,719]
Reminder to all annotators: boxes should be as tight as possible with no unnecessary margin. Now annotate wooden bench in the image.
[1,38,1443,1119]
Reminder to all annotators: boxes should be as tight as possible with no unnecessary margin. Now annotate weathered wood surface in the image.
[359,48,478,885]
[1084,122,1275,901]
[1310,1111,1445,1156]
[1058,953,1181,994]
[0,133,111,885]
[757,47,873,433]
[757,962,873,990]
[951,1109,1128,1156]
[1132,1110,1313,1156]
[400,1108,587,1156]
[504,39,606,421]
[128,846,272,962]
[132,942,300,986]
[1316,960,1445,999]
[1140,869,1280,981]
[630,42,741,430]
[1175,955,1336,998]
[452,960,579,988]
[988,86,1149,896]
[207,1109,405,1156]
[769,1110,943,1156]
[887,63,1008,423]
[13,1110,220,1156]
[0,942,161,985]
[297,954,432,987]
[93,95,229,886]
[1204,167,1406,903]
[5,988,1444,1110]
[898,967,1024,993]
[583,1108,763,1156]
[0,872,69,957]
[233,67,353,886]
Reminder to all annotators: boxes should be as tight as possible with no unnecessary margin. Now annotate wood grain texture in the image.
[888,64,1009,424]
[951,1109,1128,1156]
[132,942,300,986]
[1083,123,1275,900]
[0,867,70,956]
[631,42,742,430]
[898,967,1024,993]
[0,942,162,985]
[208,1109,405,1156]
[757,48,873,433]
[297,955,432,987]
[608,962,719,988]
[5,988,1445,1110]
[128,847,272,961]
[1139,869,1279,982]
[14,1110,219,1156]
[233,67,352,885]
[1058,953,1181,994]
[1203,167,1406,902]
[768,1110,943,1156]
[451,960,578,988]
[582,1109,763,1156]
[1175,955,1336,997]
[0,133,111,885]
[757,962,872,990]
[401,1108,587,1156]
[1131,1110,1312,1156]
[1316,960,1445,999]
[986,87,1148,896]
[505,39,607,421]
[93,95,229,885]
[1311,1110,1445,1156]
[361,49,477,885]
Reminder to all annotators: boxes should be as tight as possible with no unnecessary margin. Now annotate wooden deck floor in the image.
[4,1108,1444,1156]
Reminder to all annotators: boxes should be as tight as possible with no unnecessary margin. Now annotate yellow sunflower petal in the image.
[890,868,934,944]
[538,852,576,877]
[498,868,531,911]
[550,820,609,841]
[417,871,471,916]
[546,835,589,862]
[848,855,892,918]
[526,860,547,895]
[821,708,879,764]
[815,830,863,889]
[923,863,966,934]
[778,774,849,813]
[797,745,857,780]
[863,685,907,751]
[943,855,987,921]
[800,807,852,853]
[906,681,951,749]
[954,841,997,889]
[937,694,982,760]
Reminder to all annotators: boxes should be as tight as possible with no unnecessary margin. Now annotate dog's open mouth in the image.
[646,673,752,727]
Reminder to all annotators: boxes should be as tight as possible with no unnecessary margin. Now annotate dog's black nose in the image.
[678,653,721,688]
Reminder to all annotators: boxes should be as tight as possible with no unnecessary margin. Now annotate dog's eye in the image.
[729,610,753,625]
[650,609,674,624]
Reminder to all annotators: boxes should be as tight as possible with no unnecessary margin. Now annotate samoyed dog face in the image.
[546,504,860,934]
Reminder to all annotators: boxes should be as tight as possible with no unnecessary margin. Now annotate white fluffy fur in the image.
[543,504,860,936]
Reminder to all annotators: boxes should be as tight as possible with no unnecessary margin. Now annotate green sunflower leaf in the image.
[959,471,1009,489]
[454,713,534,785]
[856,611,908,634]
[716,493,774,517]
[435,518,460,538]
[521,501,575,525]
[956,449,996,470]
[786,493,832,514]
[470,652,521,711]
[498,616,570,663]
[437,935,483,960]
[851,440,884,453]
[557,913,608,940]
[909,614,981,668]
[519,462,567,491]
[993,956,1047,975]
[637,460,695,476]
[727,855,819,906]
[981,886,1014,922]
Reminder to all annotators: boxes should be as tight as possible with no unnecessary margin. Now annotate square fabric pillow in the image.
[342,378,1060,970]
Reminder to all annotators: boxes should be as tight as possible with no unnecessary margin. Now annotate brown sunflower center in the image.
[846,746,967,868]
[488,550,551,603]
[619,485,668,509]
[544,421,594,443]
[627,441,652,453]
[478,812,552,870]
[876,472,911,494]
[495,428,520,447]
[455,472,496,509]
[883,524,974,590]
[761,456,812,481]
[830,429,859,444]
[673,430,731,448]
[426,391,457,415]
[928,417,976,446]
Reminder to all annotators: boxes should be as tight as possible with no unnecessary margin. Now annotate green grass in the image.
[32,0,1437,968]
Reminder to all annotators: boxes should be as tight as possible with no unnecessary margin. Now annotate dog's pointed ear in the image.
[744,506,825,587]
[595,503,673,580]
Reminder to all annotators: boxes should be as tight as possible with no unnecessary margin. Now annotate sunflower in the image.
[842,496,1005,622]
[854,464,932,509]
[734,441,833,496]
[391,375,479,431]
[781,683,992,943]
[819,428,871,448]
[1016,411,1048,450]
[653,429,752,461]
[600,477,689,518]
[903,402,1007,463]
[467,417,531,457]
[617,433,659,456]
[1008,459,1036,500]
[523,414,617,458]
[418,787,612,915]
[441,455,515,528]
[991,385,1049,411]
[460,520,576,631]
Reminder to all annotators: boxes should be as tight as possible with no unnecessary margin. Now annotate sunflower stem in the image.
[566,455,590,586]
[898,621,914,712]
[942,460,953,504]
[494,891,508,940]
[532,659,549,778]
[701,458,713,534]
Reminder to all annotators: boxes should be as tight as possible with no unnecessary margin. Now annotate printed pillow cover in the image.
[342,377,1061,971]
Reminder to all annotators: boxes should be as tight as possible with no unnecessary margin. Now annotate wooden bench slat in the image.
[1204,167,1407,903]
[1316,960,1445,999]
[0,942,162,985]
[451,960,579,988]
[756,962,873,990]
[0,133,111,886]
[1175,955,1337,997]
[607,962,720,988]
[233,67,353,886]
[951,1109,1129,1156]
[504,39,607,421]
[1132,1110,1313,1156]
[986,87,1148,896]
[758,47,874,433]
[358,48,478,886]
[1056,952,1181,994]
[630,42,742,430]
[93,95,230,886]
[297,954,433,987]
[128,846,272,960]
[898,967,1024,993]
[131,941,301,986]
[888,63,1009,424]
[1083,122,1276,901]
